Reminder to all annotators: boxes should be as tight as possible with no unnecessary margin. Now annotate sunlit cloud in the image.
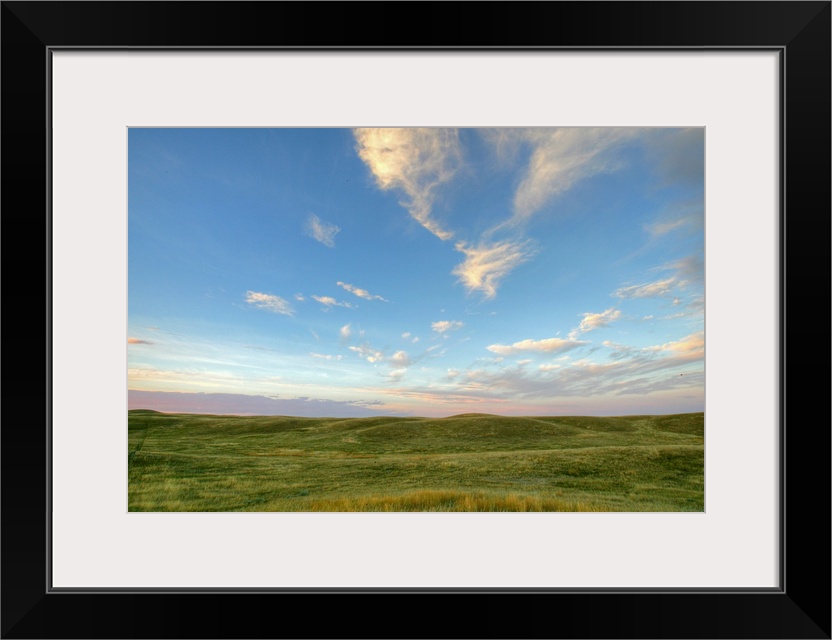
[613,277,677,300]
[340,324,352,339]
[353,127,460,240]
[660,254,704,287]
[571,307,622,338]
[349,344,384,363]
[389,350,411,368]
[506,128,638,222]
[337,281,388,302]
[311,295,355,309]
[431,320,464,334]
[452,240,534,298]
[128,337,153,345]
[487,337,584,356]
[245,291,294,315]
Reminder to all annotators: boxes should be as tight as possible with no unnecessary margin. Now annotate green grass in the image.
[128,411,704,512]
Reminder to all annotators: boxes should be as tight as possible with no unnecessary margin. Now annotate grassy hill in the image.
[128,411,704,512]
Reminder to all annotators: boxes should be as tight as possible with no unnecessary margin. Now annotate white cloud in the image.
[644,218,687,237]
[401,332,411,339]
[539,363,561,371]
[452,240,533,298]
[337,281,388,302]
[487,337,584,356]
[310,353,344,361]
[387,369,407,383]
[305,214,340,248]
[353,128,460,240]
[294,293,305,301]
[613,277,677,300]
[517,359,532,366]
[311,295,355,309]
[245,291,294,316]
[575,307,622,335]
[431,320,464,334]
[389,350,411,368]
[507,128,638,222]
[339,324,352,339]
[349,344,384,363]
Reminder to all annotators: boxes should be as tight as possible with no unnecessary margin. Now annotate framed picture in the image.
[3,2,829,638]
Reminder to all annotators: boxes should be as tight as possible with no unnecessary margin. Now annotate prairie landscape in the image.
[128,128,706,512]
[128,410,703,512]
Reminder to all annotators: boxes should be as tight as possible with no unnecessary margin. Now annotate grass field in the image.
[128,410,704,512]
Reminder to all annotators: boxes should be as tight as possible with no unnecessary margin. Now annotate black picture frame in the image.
[2,2,829,638]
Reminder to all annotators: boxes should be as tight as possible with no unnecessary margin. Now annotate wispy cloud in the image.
[431,320,464,334]
[339,324,352,339]
[349,344,384,363]
[294,293,305,301]
[128,337,153,345]
[311,295,355,309]
[613,253,703,301]
[538,363,561,371]
[387,369,407,383]
[644,218,687,237]
[613,277,677,300]
[336,281,388,302]
[452,240,534,298]
[305,214,340,247]
[310,352,344,361]
[487,337,584,356]
[446,331,703,401]
[245,291,294,315]
[661,254,704,287]
[353,128,460,240]
[506,128,637,223]
[570,307,622,339]
[389,350,411,368]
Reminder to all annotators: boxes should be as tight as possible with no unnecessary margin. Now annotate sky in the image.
[128,127,704,417]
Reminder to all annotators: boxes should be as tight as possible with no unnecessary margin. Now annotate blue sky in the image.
[128,128,704,417]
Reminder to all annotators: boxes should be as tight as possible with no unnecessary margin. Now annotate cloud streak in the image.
[306,214,340,247]
[311,295,355,309]
[431,320,464,334]
[353,128,460,240]
[452,240,533,299]
[336,281,388,302]
[569,308,622,339]
[128,337,153,345]
[505,128,638,223]
[245,291,294,315]
[349,344,384,363]
[613,277,677,300]
[487,337,584,356]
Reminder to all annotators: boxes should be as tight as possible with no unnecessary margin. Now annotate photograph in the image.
[128,126,705,512]
[2,0,828,635]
